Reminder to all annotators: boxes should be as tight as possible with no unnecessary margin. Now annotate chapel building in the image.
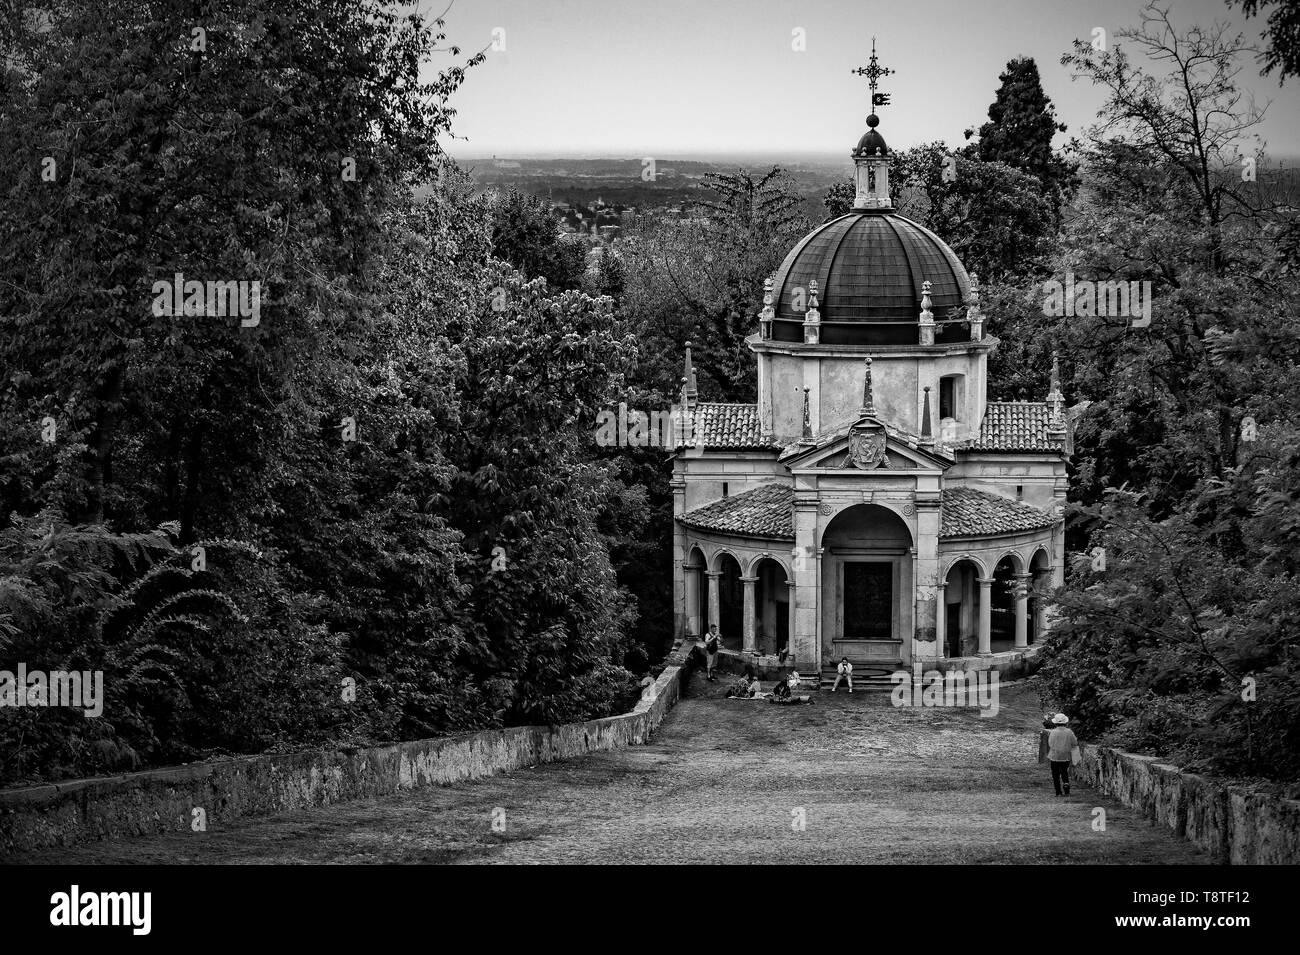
[671,104,1069,685]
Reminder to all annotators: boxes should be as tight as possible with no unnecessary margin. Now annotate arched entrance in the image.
[716,553,743,651]
[941,558,983,658]
[751,557,790,656]
[821,503,913,669]
[991,555,1021,653]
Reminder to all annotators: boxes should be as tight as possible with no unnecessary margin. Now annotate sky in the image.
[425,0,1300,162]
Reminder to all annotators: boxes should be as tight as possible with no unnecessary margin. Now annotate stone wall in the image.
[0,663,688,857]
[1076,745,1300,864]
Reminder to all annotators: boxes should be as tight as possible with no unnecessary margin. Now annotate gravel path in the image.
[17,675,1207,864]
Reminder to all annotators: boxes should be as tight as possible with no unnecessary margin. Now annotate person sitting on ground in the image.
[831,656,854,693]
[726,665,759,699]
[768,670,813,705]
[770,671,791,700]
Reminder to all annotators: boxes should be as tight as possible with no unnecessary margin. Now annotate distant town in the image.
[459,155,850,243]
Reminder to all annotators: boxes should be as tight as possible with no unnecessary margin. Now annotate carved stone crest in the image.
[847,432,889,470]
[818,502,834,516]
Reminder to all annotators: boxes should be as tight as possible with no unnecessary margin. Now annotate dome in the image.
[854,129,889,156]
[769,210,972,346]
[853,113,888,156]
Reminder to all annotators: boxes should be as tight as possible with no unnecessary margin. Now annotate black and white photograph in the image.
[1,0,1296,930]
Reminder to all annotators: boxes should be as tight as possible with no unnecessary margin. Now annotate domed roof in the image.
[854,129,889,156]
[769,210,972,346]
[853,113,889,156]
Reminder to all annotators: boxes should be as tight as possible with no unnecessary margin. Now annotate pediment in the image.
[785,422,949,472]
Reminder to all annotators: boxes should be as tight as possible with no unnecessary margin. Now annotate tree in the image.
[619,167,809,401]
[1034,4,1300,784]
[0,0,646,780]
[485,187,587,292]
[1229,0,1300,80]
[970,56,1077,217]
[822,146,1056,283]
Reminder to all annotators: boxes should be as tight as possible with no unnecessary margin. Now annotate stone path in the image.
[18,675,1207,864]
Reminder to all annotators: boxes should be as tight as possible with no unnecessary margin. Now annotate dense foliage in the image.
[1032,7,1300,785]
[2,0,1297,793]
[0,0,644,785]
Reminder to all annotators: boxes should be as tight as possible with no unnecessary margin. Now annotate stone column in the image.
[976,577,994,656]
[1032,570,1047,640]
[912,499,941,662]
[792,496,821,673]
[935,588,946,658]
[740,575,758,653]
[684,563,701,638]
[671,474,687,644]
[786,580,797,656]
[1014,573,1032,649]
[706,571,721,638]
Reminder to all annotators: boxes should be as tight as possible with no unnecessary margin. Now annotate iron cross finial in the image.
[852,37,894,107]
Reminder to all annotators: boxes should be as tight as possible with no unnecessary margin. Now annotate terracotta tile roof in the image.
[940,487,1058,538]
[967,401,1064,452]
[678,483,794,540]
[678,484,1056,544]
[691,403,780,451]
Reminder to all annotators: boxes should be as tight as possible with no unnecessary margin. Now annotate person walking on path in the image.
[831,656,854,693]
[1044,713,1079,796]
[704,625,721,682]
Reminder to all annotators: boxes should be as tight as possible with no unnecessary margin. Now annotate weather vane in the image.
[852,37,894,108]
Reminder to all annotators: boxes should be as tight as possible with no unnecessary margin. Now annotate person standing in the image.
[831,656,854,693]
[1046,713,1079,796]
[704,624,721,682]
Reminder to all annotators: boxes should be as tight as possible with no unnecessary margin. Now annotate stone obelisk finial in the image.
[800,387,813,444]
[860,358,876,417]
[921,385,934,447]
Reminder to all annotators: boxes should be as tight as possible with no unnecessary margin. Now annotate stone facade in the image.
[671,105,1069,680]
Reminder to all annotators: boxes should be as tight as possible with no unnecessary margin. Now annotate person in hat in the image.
[1046,713,1079,796]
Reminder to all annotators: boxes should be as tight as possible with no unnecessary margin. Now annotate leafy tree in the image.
[0,0,646,781]
[620,167,809,401]
[1035,4,1300,785]
[441,262,640,725]
[485,187,587,292]
[1229,0,1300,80]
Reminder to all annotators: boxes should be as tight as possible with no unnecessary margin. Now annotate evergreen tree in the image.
[971,57,1076,217]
